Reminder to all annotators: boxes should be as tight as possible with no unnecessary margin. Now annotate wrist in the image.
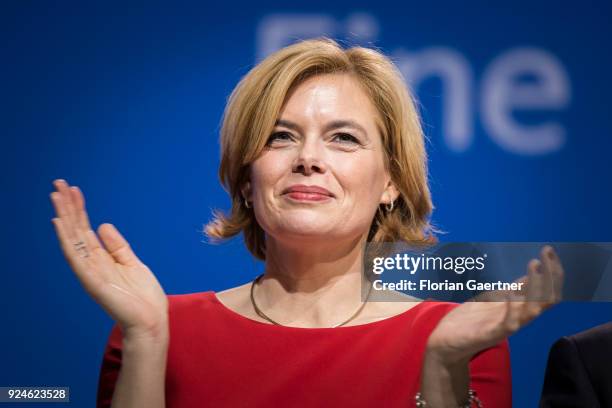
[424,348,471,372]
[122,319,170,348]
[419,350,471,408]
[122,333,169,360]
[415,389,482,408]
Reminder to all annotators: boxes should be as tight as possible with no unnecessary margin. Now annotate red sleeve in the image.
[469,339,512,408]
[96,323,123,408]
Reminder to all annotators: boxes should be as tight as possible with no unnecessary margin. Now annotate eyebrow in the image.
[275,119,368,137]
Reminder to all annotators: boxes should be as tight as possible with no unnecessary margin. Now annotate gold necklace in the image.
[249,273,374,328]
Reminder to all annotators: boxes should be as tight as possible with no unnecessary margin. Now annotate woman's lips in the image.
[282,184,334,201]
[284,192,333,201]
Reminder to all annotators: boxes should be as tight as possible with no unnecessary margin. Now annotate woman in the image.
[50,37,564,407]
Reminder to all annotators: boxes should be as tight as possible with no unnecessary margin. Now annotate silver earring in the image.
[385,200,394,212]
[244,198,251,208]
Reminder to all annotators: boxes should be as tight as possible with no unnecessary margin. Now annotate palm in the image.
[50,179,168,337]
[84,254,167,335]
[427,247,564,364]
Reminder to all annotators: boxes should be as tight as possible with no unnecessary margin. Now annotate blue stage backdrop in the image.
[2,1,611,406]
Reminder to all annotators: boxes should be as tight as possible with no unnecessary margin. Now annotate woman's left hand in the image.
[426,245,565,365]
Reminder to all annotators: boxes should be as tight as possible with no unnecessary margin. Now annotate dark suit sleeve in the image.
[539,336,600,408]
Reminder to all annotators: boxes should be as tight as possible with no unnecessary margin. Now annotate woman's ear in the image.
[380,180,400,205]
[241,181,252,202]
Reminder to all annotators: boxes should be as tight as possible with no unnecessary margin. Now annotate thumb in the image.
[97,223,142,267]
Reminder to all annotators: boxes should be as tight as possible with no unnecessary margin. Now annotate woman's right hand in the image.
[50,179,169,341]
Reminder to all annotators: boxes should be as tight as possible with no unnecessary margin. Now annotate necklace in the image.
[249,273,374,328]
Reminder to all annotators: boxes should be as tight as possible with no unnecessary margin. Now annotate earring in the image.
[244,198,251,208]
[385,200,394,212]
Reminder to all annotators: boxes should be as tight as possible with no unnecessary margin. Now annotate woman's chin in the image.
[282,224,332,236]
[272,223,340,241]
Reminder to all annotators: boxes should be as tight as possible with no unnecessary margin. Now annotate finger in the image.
[539,246,556,305]
[525,259,544,302]
[514,275,529,297]
[82,228,118,280]
[501,292,524,334]
[52,217,82,269]
[54,218,121,296]
[69,185,92,231]
[97,223,142,267]
[546,247,564,303]
[522,259,545,323]
[52,179,80,238]
[50,192,77,241]
[83,228,109,259]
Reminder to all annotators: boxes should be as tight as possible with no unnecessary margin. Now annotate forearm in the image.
[110,331,169,408]
[419,351,470,408]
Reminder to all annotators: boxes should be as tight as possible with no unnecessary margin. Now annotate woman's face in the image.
[244,73,398,244]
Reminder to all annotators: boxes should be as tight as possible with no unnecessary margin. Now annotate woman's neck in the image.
[255,234,371,327]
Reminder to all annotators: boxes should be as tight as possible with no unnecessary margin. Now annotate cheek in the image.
[250,152,290,195]
[336,155,386,204]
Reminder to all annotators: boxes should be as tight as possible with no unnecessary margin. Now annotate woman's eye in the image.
[265,132,359,146]
[333,133,359,144]
[266,132,293,144]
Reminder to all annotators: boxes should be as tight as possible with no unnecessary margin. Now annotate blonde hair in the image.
[204,37,437,260]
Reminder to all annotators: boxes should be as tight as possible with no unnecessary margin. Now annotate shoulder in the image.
[541,323,612,407]
[550,321,612,377]
[410,298,461,321]
[550,322,612,360]
[570,321,612,347]
[104,291,218,343]
[166,283,268,327]
[167,290,216,309]
[165,290,226,324]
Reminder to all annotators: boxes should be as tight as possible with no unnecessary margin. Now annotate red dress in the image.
[96,291,512,407]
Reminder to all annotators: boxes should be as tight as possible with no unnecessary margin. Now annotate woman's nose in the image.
[291,139,327,175]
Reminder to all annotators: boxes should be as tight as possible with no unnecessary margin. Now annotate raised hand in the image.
[426,245,564,364]
[50,179,168,341]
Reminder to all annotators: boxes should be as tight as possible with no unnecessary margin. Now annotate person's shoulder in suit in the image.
[540,321,612,408]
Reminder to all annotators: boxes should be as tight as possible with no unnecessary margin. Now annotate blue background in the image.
[2,1,611,406]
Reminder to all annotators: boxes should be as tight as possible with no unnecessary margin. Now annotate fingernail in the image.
[548,247,556,260]
[534,260,543,273]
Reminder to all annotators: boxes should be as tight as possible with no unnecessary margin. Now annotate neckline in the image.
[208,291,430,332]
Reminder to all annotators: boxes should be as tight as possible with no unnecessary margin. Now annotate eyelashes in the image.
[333,133,360,144]
[265,131,361,146]
[266,132,292,144]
